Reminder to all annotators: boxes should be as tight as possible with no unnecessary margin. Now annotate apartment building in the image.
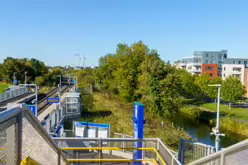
[222,64,245,84]
[202,64,218,78]
[181,50,227,76]
[222,58,248,97]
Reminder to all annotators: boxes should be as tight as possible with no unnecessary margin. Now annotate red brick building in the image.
[202,64,218,79]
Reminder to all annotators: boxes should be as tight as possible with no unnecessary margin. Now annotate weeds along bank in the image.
[80,92,191,150]
[180,106,248,139]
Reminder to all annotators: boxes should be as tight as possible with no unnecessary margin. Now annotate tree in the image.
[206,77,222,100]
[222,76,246,109]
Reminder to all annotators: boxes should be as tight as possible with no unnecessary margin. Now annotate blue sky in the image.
[0,0,248,67]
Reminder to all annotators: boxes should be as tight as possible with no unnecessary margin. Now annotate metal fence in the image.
[189,139,248,165]
[178,139,215,164]
[0,86,29,102]
[53,137,182,165]
[0,104,68,165]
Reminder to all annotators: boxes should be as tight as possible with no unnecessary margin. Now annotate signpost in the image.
[47,98,60,104]
[28,105,37,117]
[13,80,18,85]
[132,102,145,165]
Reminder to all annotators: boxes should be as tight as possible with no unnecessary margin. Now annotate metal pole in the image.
[25,72,27,85]
[216,87,221,131]
[215,86,221,151]
[59,75,62,110]
[35,85,38,117]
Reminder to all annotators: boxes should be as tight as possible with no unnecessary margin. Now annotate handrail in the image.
[189,139,248,165]
[0,104,27,123]
[53,137,158,141]
[0,104,68,164]
[158,139,182,165]
[62,147,166,165]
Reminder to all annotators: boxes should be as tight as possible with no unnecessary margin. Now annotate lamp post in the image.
[208,84,225,151]
[25,71,28,85]
[57,75,62,110]
[13,72,17,90]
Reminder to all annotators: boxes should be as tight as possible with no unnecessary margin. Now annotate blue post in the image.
[132,102,145,165]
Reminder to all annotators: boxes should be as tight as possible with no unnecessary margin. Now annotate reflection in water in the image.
[169,113,244,149]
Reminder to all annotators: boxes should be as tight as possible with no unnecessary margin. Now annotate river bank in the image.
[78,92,191,150]
[177,106,248,148]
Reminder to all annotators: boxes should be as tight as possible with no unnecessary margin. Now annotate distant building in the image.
[222,64,245,83]
[74,66,83,70]
[202,64,218,79]
[222,58,248,97]
[180,50,227,76]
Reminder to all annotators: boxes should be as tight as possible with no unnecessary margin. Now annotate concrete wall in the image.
[222,64,244,84]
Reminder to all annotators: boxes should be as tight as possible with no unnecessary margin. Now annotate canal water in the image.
[169,113,244,149]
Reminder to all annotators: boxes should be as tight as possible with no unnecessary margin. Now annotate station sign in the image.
[13,80,18,85]
[28,105,37,117]
[132,102,145,165]
[47,98,60,104]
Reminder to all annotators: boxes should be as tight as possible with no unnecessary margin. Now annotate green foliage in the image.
[96,41,185,116]
[0,83,9,94]
[35,76,45,87]
[80,92,191,150]
[222,76,246,103]
[1,57,48,84]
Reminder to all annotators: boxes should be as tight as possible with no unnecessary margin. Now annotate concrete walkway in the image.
[0,93,35,112]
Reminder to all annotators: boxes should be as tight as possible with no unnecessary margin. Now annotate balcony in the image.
[188,68,202,73]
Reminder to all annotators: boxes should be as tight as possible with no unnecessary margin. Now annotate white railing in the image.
[189,139,248,165]
[0,86,29,102]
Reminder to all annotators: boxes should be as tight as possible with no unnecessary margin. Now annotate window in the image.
[224,54,227,58]
[238,61,241,64]
[224,74,225,77]
[233,67,241,72]
[224,67,226,71]
[205,67,214,70]
[245,61,248,68]
[205,60,208,64]
[210,73,214,77]
[205,54,208,57]
[233,61,236,64]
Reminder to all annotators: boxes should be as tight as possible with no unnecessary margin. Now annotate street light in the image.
[208,84,225,151]
[57,75,62,110]
[13,72,17,90]
[25,71,28,85]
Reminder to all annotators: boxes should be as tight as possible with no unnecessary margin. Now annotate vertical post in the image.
[35,85,38,117]
[215,86,221,152]
[99,138,103,165]
[216,87,221,132]
[25,71,27,85]
[57,149,61,165]
[133,102,145,165]
[156,140,159,162]
[16,111,23,165]
[59,75,62,111]
[76,76,78,90]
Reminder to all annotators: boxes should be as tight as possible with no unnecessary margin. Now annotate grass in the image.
[0,83,9,94]
[80,92,191,150]
[39,86,52,94]
[196,103,248,121]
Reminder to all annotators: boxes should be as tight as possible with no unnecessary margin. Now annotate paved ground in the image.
[0,93,35,112]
